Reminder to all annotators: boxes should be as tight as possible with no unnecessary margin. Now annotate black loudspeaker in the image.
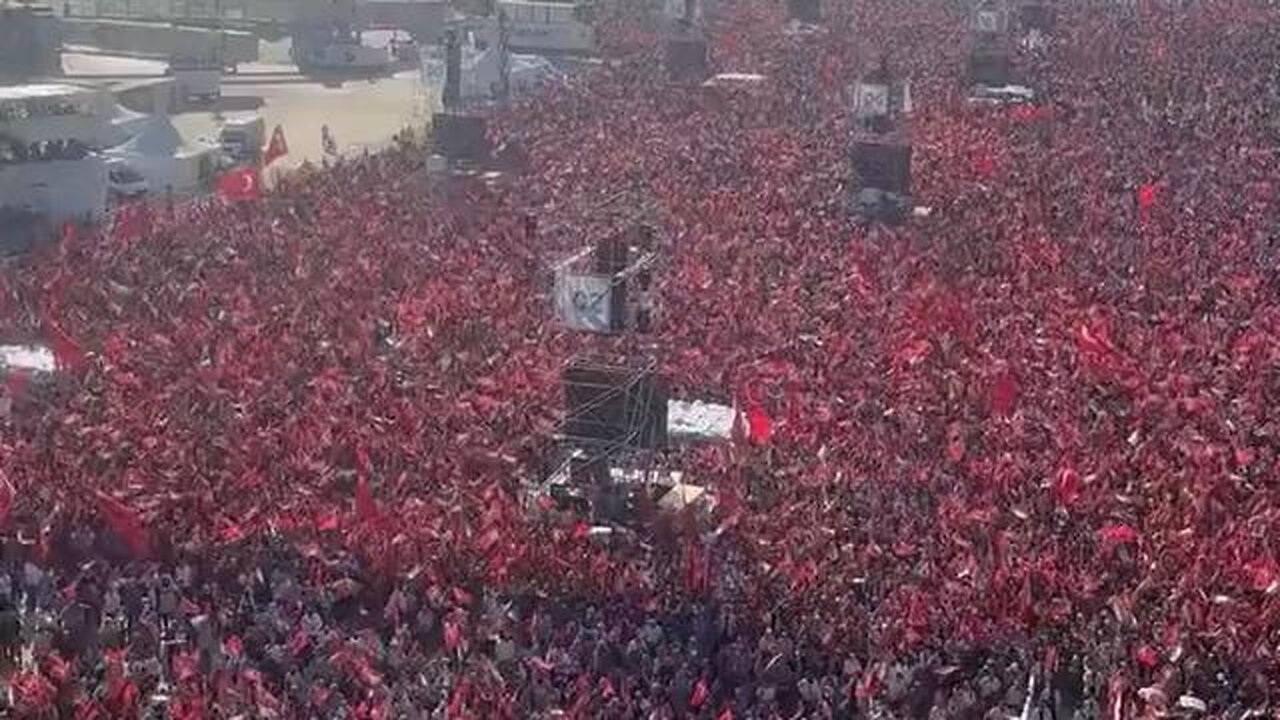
[968,49,1013,86]
[563,364,668,450]
[594,235,630,331]
[1019,3,1055,31]
[433,112,491,162]
[665,35,709,81]
[443,30,462,108]
[593,234,629,275]
[787,0,821,23]
[852,141,912,195]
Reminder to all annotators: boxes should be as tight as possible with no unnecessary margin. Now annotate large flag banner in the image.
[218,166,260,201]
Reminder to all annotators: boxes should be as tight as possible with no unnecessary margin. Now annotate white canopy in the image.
[659,483,708,511]
[106,115,218,194]
[109,115,187,157]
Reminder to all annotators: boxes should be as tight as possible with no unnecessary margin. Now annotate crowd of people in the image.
[0,0,1278,716]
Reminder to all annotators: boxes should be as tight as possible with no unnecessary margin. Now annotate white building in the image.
[0,4,61,81]
[0,84,111,224]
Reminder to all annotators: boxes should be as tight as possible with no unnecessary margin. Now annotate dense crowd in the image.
[1,0,1279,716]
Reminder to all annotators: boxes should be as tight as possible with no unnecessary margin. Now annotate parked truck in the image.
[218,113,265,166]
[165,54,222,103]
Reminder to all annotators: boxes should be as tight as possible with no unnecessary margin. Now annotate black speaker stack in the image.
[562,362,669,451]
[665,33,709,82]
[851,141,913,196]
[432,113,491,164]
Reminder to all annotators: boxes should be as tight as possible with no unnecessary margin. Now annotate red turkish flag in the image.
[263,125,289,166]
[747,405,771,445]
[689,678,709,709]
[1054,465,1081,507]
[1099,524,1139,551]
[218,166,260,201]
[1075,321,1127,377]
[41,308,87,372]
[443,618,462,651]
[1136,183,1158,214]
[94,489,150,558]
[989,371,1020,417]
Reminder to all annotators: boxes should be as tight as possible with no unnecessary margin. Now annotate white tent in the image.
[105,115,218,195]
[658,483,708,511]
[107,103,152,146]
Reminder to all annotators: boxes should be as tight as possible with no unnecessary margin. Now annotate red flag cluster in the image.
[40,275,88,372]
[112,202,152,242]
[0,0,1277,714]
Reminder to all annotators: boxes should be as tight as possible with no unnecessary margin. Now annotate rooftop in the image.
[0,83,96,102]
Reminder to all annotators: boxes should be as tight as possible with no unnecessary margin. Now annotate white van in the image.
[107,162,149,200]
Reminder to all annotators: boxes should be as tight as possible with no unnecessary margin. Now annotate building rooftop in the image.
[0,83,95,102]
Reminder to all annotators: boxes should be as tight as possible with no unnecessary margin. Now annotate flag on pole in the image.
[263,125,289,166]
[94,490,150,558]
[40,307,87,372]
[59,222,75,259]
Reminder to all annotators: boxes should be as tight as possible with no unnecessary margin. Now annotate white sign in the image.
[555,272,614,333]
[854,83,890,119]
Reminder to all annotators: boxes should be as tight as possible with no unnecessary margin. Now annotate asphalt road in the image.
[66,33,434,167]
